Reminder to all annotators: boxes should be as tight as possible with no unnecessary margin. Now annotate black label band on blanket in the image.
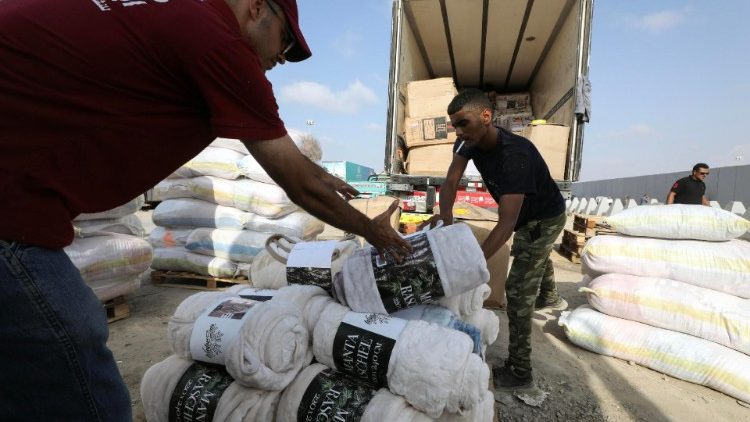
[169,363,233,422]
[371,232,445,313]
[331,314,405,387]
[298,368,375,422]
[287,266,334,293]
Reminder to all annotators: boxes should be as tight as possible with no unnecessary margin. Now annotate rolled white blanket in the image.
[271,285,335,334]
[276,363,433,422]
[438,284,491,317]
[140,355,280,422]
[251,235,358,292]
[167,290,309,390]
[437,390,495,422]
[312,301,489,417]
[392,305,482,355]
[462,309,500,347]
[336,223,489,314]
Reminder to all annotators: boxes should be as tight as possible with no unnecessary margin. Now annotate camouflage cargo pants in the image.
[505,211,566,377]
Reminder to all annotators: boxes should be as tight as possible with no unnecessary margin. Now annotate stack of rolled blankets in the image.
[66,195,151,302]
[141,221,501,421]
[559,204,750,403]
[147,132,325,279]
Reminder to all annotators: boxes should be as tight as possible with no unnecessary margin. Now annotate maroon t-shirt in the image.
[0,0,287,248]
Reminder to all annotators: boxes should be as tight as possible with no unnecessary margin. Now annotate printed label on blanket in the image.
[297,367,375,422]
[189,298,257,365]
[169,362,233,422]
[332,312,407,387]
[237,287,276,302]
[371,232,445,313]
[287,240,338,292]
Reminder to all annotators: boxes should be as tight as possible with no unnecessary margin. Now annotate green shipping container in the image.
[322,161,376,182]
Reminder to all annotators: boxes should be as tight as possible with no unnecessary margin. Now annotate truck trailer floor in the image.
[111,216,749,421]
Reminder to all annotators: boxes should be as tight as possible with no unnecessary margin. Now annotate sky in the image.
[267,0,750,182]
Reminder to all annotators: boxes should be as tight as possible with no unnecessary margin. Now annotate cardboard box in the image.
[520,124,570,181]
[403,77,457,118]
[403,115,457,147]
[494,112,533,133]
[495,92,531,114]
[405,144,454,176]
[318,196,401,242]
[434,202,509,309]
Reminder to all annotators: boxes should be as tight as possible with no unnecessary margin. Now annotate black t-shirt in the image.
[670,175,706,205]
[454,127,565,230]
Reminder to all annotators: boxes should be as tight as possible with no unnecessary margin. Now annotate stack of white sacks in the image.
[148,131,325,279]
[141,222,501,421]
[66,195,152,302]
[559,204,750,403]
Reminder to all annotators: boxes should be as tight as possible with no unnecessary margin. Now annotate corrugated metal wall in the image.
[572,164,750,207]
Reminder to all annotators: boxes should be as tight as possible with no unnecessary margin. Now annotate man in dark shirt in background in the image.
[666,163,710,205]
[429,89,566,391]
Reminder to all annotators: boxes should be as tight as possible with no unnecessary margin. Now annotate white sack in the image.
[186,228,271,263]
[582,273,750,355]
[75,195,144,221]
[150,178,192,202]
[151,247,240,278]
[189,176,298,218]
[560,306,750,404]
[147,227,193,249]
[276,363,433,422]
[140,355,280,422]
[64,234,153,283]
[152,199,323,238]
[167,290,309,390]
[438,284,491,317]
[313,301,489,418]
[153,198,250,230]
[88,275,141,302]
[605,204,750,241]
[335,223,490,314]
[581,234,750,298]
[237,129,323,184]
[210,137,250,155]
[251,236,358,290]
[172,146,244,179]
[74,214,146,238]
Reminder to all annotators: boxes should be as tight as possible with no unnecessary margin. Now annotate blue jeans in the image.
[0,240,131,421]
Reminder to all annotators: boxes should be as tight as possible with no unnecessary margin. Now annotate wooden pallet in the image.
[151,270,250,291]
[104,296,130,324]
[558,244,582,264]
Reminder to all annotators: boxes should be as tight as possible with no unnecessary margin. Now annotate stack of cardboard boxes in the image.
[401,80,570,181]
[491,92,533,133]
[402,77,458,176]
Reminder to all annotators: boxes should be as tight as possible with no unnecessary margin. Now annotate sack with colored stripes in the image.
[185,228,272,263]
[605,204,750,241]
[189,176,298,218]
[560,306,750,404]
[64,233,153,283]
[172,146,244,179]
[581,234,750,298]
[581,273,750,354]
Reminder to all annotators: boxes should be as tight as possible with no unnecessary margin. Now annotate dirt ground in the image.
[111,213,750,421]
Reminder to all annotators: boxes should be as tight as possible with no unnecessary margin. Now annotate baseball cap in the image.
[272,0,311,62]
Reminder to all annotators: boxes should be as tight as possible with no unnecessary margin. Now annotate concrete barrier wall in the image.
[572,164,750,206]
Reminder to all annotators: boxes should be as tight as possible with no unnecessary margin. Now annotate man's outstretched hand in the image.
[364,200,412,263]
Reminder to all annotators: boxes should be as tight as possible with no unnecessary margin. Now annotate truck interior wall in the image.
[529,0,579,127]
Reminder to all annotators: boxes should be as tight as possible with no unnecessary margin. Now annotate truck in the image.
[382,0,594,212]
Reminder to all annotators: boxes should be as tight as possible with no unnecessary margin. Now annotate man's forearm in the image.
[439,182,458,221]
[482,221,513,260]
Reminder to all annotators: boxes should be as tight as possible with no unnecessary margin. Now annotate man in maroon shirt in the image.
[0,0,409,419]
